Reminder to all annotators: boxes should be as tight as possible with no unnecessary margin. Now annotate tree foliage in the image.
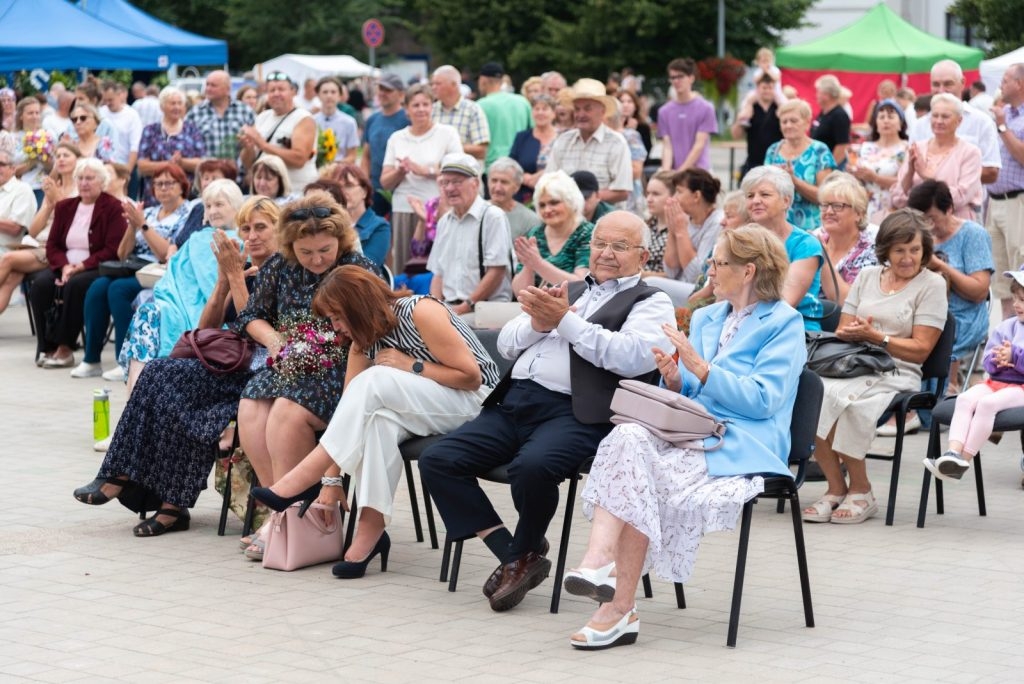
[129,0,812,80]
[950,0,1024,57]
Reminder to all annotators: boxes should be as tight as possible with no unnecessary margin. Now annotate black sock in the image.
[482,527,514,563]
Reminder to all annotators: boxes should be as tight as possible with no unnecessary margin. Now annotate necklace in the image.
[882,268,909,295]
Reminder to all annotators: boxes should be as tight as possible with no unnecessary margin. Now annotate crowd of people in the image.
[2,50,1023,652]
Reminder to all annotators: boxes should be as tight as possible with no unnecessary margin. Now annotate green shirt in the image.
[515,220,594,285]
[478,91,533,170]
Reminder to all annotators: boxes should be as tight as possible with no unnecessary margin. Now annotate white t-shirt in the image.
[0,176,37,247]
[382,123,463,213]
[254,108,318,191]
[99,105,143,164]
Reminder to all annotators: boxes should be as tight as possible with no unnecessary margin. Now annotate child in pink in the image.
[924,267,1024,481]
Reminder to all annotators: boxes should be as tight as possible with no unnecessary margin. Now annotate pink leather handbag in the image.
[261,502,344,571]
[609,379,727,450]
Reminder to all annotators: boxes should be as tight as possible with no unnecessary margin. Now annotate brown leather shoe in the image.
[488,551,552,612]
[483,538,550,598]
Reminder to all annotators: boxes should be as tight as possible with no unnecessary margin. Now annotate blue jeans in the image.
[83,276,142,363]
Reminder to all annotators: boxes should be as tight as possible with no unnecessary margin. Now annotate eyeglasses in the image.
[669,74,689,81]
[590,239,644,254]
[820,201,853,213]
[71,115,91,123]
[153,180,179,189]
[288,206,332,221]
[706,258,737,270]
[438,177,470,188]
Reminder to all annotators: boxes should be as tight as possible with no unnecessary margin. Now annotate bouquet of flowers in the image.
[267,314,348,379]
[23,129,55,164]
[317,128,337,167]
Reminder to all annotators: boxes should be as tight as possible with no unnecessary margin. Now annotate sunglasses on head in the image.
[266,72,292,84]
[288,206,332,221]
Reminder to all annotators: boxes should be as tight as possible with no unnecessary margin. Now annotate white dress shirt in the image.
[499,273,674,395]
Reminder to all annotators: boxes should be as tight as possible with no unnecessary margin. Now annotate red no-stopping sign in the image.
[362,19,385,48]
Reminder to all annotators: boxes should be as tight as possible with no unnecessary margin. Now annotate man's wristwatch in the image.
[140,223,150,232]
[998,123,1009,134]
[412,360,424,375]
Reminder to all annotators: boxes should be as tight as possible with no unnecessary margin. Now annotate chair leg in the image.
[642,573,653,599]
[550,475,579,614]
[974,454,986,517]
[448,540,463,592]
[884,422,904,526]
[935,477,945,515]
[918,422,942,528]
[776,498,786,514]
[217,450,232,536]
[440,535,452,582]
[673,581,685,609]
[421,479,439,549]
[788,491,815,629]
[403,459,425,543]
[726,499,755,648]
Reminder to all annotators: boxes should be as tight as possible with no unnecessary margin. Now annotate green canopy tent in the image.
[776,3,984,123]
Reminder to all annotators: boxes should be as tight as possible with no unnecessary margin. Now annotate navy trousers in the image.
[419,379,611,561]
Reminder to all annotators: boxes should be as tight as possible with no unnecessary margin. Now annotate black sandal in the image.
[132,508,190,537]
[73,477,130,505]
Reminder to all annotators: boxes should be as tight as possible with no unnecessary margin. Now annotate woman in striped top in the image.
[253,265,499,578]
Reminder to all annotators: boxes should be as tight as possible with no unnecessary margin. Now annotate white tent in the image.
[980,46,1024,94]
[253,54,380,83]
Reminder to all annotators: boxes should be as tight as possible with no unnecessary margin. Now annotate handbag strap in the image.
[803,236,842,323]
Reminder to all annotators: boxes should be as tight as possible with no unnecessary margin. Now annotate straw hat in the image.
[569,78,617,115]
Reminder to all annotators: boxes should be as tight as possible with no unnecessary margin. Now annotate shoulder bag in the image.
[262,502,345,571]
[169,328,253,375]
[99,255,149,279]
[805,331,896,378]
[610,379,727,450]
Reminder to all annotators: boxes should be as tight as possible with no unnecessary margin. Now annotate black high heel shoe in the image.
[332,531,391,579]
[250,483,321,518]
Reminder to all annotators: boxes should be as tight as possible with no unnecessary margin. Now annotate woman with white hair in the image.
[742,165,825,330]
[137,85,206,207]
[511,169,593,292]
[111,179,247,389]
[890,93,982,221]
[27,158,127,367]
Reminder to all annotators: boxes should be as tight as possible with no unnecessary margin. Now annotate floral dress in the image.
[237,251,381,423]
[764,139,837,231]
[514,220,594,286]
[858,140,908,224]
[138,121,206,207]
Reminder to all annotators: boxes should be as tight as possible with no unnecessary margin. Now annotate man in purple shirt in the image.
[989,63,1024,318]
[658,57,718,172]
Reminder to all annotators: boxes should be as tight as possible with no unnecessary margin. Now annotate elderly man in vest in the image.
[419,211,675,612]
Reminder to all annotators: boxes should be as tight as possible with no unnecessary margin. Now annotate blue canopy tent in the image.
[0,0,171,71]
[76,0,227,67]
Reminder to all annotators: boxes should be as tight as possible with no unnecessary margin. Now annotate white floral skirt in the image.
[581,423,764,584]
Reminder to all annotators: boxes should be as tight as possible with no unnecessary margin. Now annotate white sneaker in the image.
[70,362,103,378]
[102,366,126,382]
[922,451,970,482]
[93,436,112,452]
[876,414,921,437]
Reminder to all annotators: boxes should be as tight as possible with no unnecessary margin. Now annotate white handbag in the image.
[135,262,167,289]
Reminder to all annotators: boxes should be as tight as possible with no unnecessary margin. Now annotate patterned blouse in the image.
[764,139,837,231]
[515,220,594,286]
[812,227,878,285]
[367,296,501,388]
[138,121,206,207]
[858,140,908,224]
[646,221,669,273]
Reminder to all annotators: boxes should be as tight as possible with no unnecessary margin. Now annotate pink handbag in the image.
[261,502,344,571]
[609,379,727,450]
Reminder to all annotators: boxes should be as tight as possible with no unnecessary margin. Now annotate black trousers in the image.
[28,268,100,355]
[419,379,611,561]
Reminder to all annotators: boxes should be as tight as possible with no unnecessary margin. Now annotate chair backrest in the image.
[789,368,824,469]
[473,328,514,376]
[921,312,956,381]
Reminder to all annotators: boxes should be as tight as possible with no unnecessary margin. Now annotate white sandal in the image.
[830,490,878,524]
[569,606,639,650]
[564,561,616,603]
[801,493,845,523]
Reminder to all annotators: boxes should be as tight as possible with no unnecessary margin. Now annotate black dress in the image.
[237,251,380,423]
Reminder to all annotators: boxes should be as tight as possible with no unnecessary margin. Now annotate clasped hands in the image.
[836,315,881,344]
[992,339,1015,368]
[518,281,573,332]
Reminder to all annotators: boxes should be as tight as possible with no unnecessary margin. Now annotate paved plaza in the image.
[2,290,1024,683]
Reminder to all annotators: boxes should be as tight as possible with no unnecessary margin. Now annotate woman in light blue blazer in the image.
[562,224,806,651]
